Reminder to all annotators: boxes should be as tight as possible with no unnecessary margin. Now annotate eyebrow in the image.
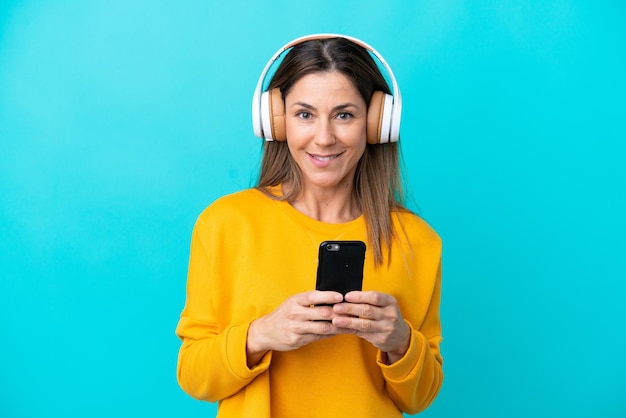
[290,102,358,111]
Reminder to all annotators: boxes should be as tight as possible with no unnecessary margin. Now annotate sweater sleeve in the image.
[175,223,272,402]
[376,259,444,414]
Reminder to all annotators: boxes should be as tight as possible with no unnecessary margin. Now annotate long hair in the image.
[256,37,408,266]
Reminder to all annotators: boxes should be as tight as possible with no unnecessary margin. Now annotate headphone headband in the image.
[252,33,402,143]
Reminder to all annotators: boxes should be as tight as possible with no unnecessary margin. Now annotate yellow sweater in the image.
[176,188,443,417]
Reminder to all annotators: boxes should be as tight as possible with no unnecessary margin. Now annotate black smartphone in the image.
[315,240,366,296]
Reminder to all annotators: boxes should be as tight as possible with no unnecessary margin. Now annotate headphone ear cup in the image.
[367,91,385,144]
[367,91,395,144]
[269,88,286,141]
[259,88,286,141]
[260,90,272,140]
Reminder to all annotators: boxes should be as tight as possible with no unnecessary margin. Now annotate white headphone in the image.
[251,33,402,144]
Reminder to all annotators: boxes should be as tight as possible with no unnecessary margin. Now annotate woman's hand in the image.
[331,291,411,364]
[246,291,351,367]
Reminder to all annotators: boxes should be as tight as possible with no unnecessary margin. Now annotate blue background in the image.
[1,1,625,417]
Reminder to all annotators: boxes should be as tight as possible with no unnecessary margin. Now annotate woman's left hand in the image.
[332,291,411,364]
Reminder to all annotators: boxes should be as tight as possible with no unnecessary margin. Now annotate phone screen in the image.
[315,240,366,295]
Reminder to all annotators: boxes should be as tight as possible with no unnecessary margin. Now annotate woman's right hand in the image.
[246,291,350,367]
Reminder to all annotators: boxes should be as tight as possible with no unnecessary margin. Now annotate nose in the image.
[314,119,335,146]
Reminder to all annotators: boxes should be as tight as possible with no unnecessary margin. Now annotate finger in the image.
[332,315,376,332]
[300,316,356,337]
[344,291,394,307]
[311,318,355,334]
[309,304,336,321]
[297,290,343,307]
[333,301,378,319]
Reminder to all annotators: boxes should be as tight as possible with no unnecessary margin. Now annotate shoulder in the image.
[208,188,269,210]
[392,210,442,248]
[194,188,273,228]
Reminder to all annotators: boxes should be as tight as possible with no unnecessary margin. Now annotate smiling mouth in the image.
[308,152,343,162]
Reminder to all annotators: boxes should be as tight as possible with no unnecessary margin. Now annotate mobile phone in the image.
[315,240,366,296]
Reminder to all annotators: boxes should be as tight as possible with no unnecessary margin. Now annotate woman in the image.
[176,34,443,417]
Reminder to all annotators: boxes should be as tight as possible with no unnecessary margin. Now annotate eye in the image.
[336,112,353,120]
[296,111,312,120]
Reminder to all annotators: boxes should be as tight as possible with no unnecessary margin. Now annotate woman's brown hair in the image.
[256,37,408,266]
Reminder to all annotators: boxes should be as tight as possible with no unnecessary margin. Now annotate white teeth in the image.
[312,154,337,161]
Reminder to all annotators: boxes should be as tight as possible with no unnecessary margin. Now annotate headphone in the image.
[251,33,402,144]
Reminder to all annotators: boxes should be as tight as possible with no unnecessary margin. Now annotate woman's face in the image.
[284,71,367,193]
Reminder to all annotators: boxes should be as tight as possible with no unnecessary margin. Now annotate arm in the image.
[175,227,270,402]
[378,260,444,414]
[379,217,444,414]
[332,260,444,414]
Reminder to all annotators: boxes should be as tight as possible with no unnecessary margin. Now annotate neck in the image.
[286,183,361,224]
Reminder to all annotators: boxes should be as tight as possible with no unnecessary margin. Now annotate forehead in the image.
[285,71,363,103]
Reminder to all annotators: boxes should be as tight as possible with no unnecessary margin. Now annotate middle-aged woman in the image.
[176,34,443,417]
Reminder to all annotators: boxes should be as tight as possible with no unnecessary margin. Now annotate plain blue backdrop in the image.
[1,1,625,417]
